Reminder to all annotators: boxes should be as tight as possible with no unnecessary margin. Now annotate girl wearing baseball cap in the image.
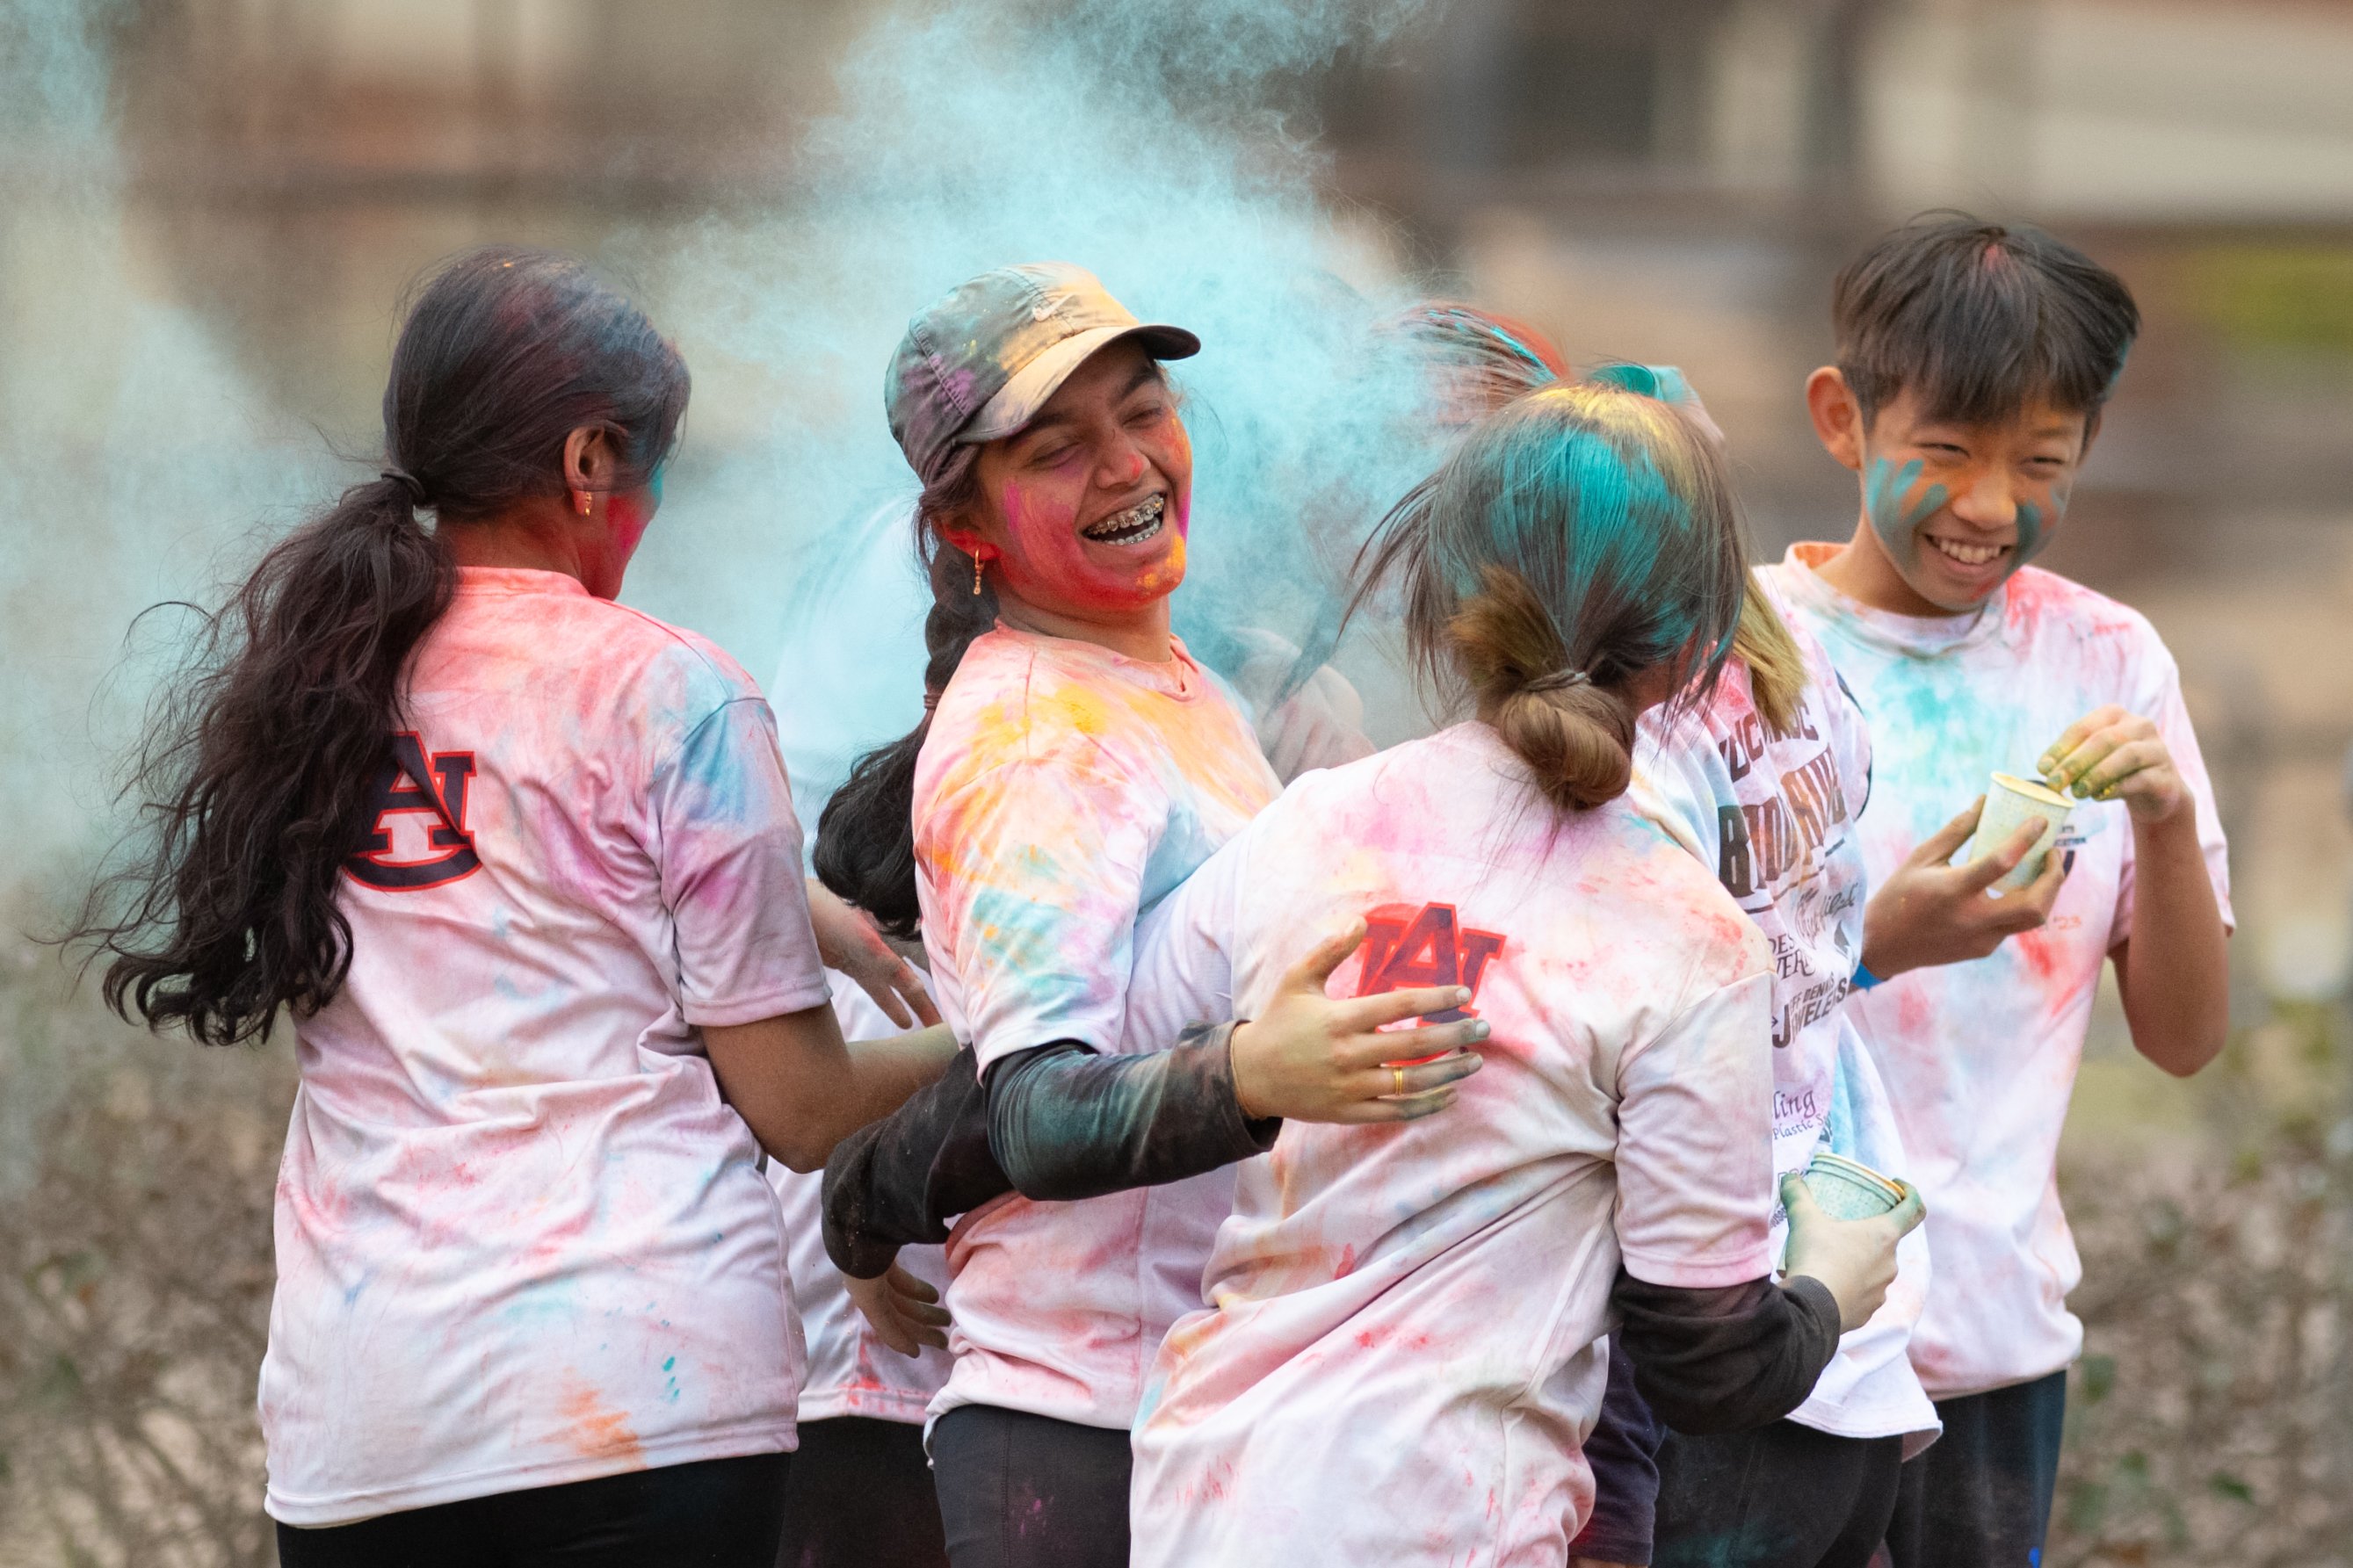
[812,264,1484,1568]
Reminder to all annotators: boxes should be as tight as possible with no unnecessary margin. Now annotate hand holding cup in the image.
[1859,796,2067,979]
[1780,1168,1926,1333]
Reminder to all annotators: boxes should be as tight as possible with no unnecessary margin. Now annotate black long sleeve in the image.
[987,1022,1280,1202]
[820,1024,1278,1281]
[821,1046,1005,1280]
[1608,1268,1842,1436]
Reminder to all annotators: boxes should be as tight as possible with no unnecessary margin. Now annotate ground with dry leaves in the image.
[4,952,2346,1567]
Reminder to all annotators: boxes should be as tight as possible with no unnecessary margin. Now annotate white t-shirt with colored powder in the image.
[769,976,953,1425]
[260,567,829,1525]
[1125,723,1777,1568]
[1631,599,1937,1444]
[1765,544,2232,1399]
[912,625,1281,1432]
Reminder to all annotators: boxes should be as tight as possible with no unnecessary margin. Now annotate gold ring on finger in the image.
[1392,1065,1405,1095]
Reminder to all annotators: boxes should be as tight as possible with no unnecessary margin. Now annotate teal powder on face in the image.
[2010,485,2070,572]
[1863,456,1948,571]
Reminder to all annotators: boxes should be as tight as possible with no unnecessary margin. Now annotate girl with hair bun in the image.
[75,248,956,1561]
[1394,305,1973,1568]
[1119,381,1922,1567]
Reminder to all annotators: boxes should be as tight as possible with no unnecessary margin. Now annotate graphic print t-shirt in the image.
[1632,603,1935,1442]
[1125,724,1776,1568]
[1766,544,2232,1398]
[261,567,829,1526]
[912,625,1281,1430]
[770,976,952,1425]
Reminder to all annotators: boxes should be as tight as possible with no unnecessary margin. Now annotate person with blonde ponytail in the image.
[1119,381,1922,1568]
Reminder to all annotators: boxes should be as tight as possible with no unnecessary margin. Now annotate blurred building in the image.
[65,0,2353,1001]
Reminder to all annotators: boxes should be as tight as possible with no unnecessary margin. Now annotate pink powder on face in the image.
[991,472,1189,613]
[976,363,1196,621]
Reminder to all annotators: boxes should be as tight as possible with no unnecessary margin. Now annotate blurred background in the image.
[3,1,2349,1563]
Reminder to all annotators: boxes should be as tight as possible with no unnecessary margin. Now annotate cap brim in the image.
[962,322,1201,445]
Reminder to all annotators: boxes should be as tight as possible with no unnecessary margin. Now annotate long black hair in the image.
[811,446,991,937]
[74,247,689,1044]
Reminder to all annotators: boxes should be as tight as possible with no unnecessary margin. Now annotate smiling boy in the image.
[1763,216,2233,1568]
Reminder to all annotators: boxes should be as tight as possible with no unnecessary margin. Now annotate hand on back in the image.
[1778,1173,1927,1333]
[844,1261,951,1358]
[1229,922,1487,1125]
[1859,796,2067,977]
[806,878,942,1028]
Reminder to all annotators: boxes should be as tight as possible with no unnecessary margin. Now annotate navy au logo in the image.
[345,732,480,891]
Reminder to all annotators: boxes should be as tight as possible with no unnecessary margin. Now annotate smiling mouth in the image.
[1081,493,1166,546]
[1926,535,2009,569]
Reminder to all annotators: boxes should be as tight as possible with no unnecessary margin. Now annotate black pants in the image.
[927,1405,1131,1568]
[777,1417,948,1568]
[1884,1371,2067,1568]
[1652,1420,1903,1568]
[275,1452,791,1568]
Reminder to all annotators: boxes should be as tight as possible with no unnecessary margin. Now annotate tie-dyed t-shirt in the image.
[260,567,829,1527]
[1125,723,1776,1567]
[769,975,953,1426]
[913,625,1281,1430]
[1765,544,2232,1399]
[1631,599,1936,1444]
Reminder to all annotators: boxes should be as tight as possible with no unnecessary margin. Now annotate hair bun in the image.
[1447,567,1635,811]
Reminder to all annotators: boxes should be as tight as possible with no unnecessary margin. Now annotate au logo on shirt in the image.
[345,732,480,891]
[1353,902,1506,1022]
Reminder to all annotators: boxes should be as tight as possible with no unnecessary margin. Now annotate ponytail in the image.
[1732,578,1807,739]
[76,247,687,1044]
[88,483,453,1044]
[1349,381,1746,814]
[1448,567,1638,811]
[814,445,990,937]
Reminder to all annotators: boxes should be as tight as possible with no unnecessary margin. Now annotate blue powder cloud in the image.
[646,0,1459,813]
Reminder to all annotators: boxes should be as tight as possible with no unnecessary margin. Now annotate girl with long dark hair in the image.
[1121,380,1926,1566]
[811,263,1487,1568]
[75,248,954,1563]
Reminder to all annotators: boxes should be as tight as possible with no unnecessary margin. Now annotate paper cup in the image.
[1800,1152,1908,1221]
[1965,771,2073,892]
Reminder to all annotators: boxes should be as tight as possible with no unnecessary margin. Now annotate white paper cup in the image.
[1800,1152,1908,1221]
[1965,771,2073,892]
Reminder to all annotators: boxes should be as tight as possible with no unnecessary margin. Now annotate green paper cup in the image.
[1965,771,2074,892]
[1800,1152,1907,1221]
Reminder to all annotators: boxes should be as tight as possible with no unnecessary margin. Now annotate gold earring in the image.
[973,555,986,596]
[575,489,591,517]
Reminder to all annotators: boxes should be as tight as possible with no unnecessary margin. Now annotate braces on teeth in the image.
[1086,494,1166,540]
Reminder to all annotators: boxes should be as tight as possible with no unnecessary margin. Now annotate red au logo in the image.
[345,732,481,892]
[1352,901,1506,1022]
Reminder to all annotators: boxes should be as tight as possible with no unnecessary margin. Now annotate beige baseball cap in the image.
[886,262,1198,487]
